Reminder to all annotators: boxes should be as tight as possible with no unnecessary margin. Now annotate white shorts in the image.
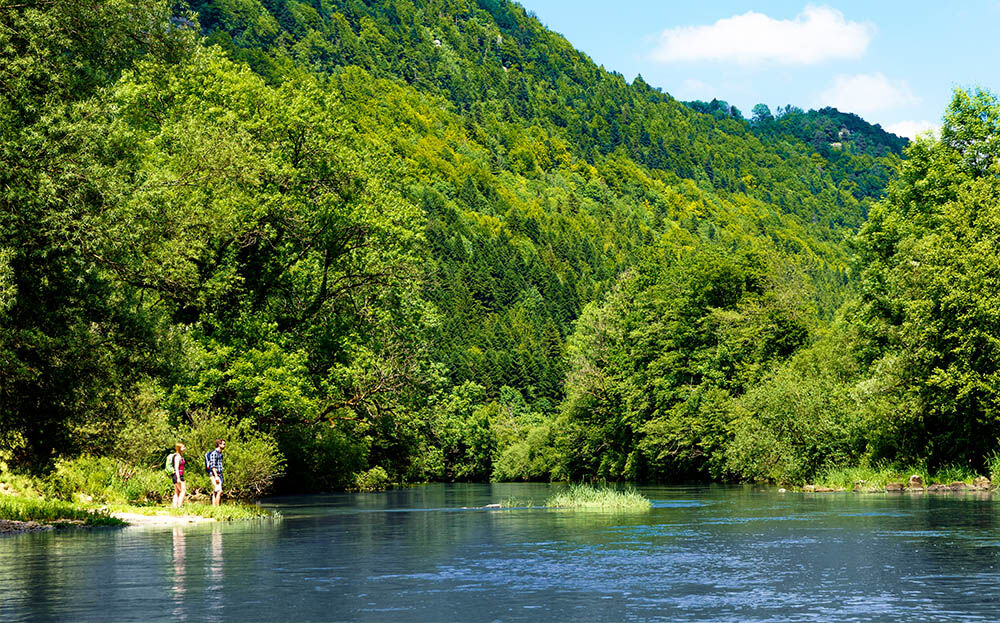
[211,475,223,493]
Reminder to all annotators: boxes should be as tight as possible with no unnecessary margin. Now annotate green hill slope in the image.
[1,0,903,487]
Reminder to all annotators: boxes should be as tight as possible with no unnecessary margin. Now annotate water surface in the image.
[4,484,1000,621]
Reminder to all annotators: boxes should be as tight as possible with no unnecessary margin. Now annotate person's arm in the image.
[173,453,180,474]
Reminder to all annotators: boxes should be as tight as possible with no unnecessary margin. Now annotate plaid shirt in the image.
[207,449,223,475]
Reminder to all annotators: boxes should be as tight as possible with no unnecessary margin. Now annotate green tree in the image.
[854,88,1000,468]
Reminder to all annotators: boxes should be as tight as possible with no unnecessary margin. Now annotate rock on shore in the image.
[0,520,55,535]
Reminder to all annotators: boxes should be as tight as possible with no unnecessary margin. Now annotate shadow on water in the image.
[5,484,1000,622]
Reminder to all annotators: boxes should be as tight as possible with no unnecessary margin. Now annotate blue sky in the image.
[523,1,1000,138]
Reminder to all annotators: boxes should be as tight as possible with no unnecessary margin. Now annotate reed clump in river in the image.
[545,484,651,511]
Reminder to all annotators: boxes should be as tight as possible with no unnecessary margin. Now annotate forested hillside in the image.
[11,0,991,494]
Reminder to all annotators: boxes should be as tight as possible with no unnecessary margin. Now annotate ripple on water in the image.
[878,530,954,538]
[606,524,701,538]
[702,515,816,525]
[651,500,707,509]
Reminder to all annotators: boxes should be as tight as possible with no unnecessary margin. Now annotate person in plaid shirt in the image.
[207,439,225,506]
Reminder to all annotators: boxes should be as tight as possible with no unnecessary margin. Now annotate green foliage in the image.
[45,456,170,504]
[853,88,1000,469]
[0,463,41,497]
[724,89,1000,482]
[427,382,498,480]
[816,463,986,491]
[108,382,176,468]
[176,413,286,499]
[491,417,560,482]
[558,244,817,481]
[3,0,932,490]
[544,484,650,511]
[275,424,367,492]
[0,0,196,467]
[352,466,392,492]
[815,464,913,491]
[0,495,124,526]
[726,322,865,483]
[987,452,1000,485]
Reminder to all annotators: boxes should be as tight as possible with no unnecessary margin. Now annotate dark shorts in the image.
[171,473,184,483]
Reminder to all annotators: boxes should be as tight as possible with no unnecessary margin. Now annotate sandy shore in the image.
[111,511,217,526]
[0,512,217,535]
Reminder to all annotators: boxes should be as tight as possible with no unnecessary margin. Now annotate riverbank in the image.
[1,466,275,535]
[0,494,274,534]
[802,464,996,493]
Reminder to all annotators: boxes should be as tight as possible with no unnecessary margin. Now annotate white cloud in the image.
[651,6,874,65]
[818,73,920,116]
[885,120,940,140]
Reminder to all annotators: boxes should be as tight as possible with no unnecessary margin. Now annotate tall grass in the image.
[499,496,534,508]
[0,495,124,526]
[545,484,651,511]
[818,463,984,491]
[988,452,1000,484]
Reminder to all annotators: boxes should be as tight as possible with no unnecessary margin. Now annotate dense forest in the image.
[3,0,998,495]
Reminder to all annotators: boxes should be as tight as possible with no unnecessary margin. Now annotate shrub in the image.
[352,466,392,492]
[726,332,863,484]
[45,456,170,504]
[0,463,43,497]
[110,381,175,468]
[276,424,366,492]
[177,412,286,500]
[491,420,559,482]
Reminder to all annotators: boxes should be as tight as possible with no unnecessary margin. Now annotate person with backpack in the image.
[206,439,225,506]
[166,442,186,508]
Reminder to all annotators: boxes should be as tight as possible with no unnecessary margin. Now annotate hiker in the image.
[206,439,225,506]
[170,442,186,508]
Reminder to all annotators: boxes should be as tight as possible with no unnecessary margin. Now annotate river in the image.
[3,484,1000,621]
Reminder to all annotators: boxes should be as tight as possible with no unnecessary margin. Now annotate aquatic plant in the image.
[498,496,534,508]
[545,484,651,511]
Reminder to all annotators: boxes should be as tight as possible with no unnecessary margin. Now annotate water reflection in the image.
[206,525,224,616]
[171,527,186,621]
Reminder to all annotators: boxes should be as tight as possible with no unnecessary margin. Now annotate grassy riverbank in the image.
[811,463,997,492]
[0,464,273,530]
[0,495,124,526]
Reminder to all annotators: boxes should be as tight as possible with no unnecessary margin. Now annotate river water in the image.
[4,483,1000,622]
